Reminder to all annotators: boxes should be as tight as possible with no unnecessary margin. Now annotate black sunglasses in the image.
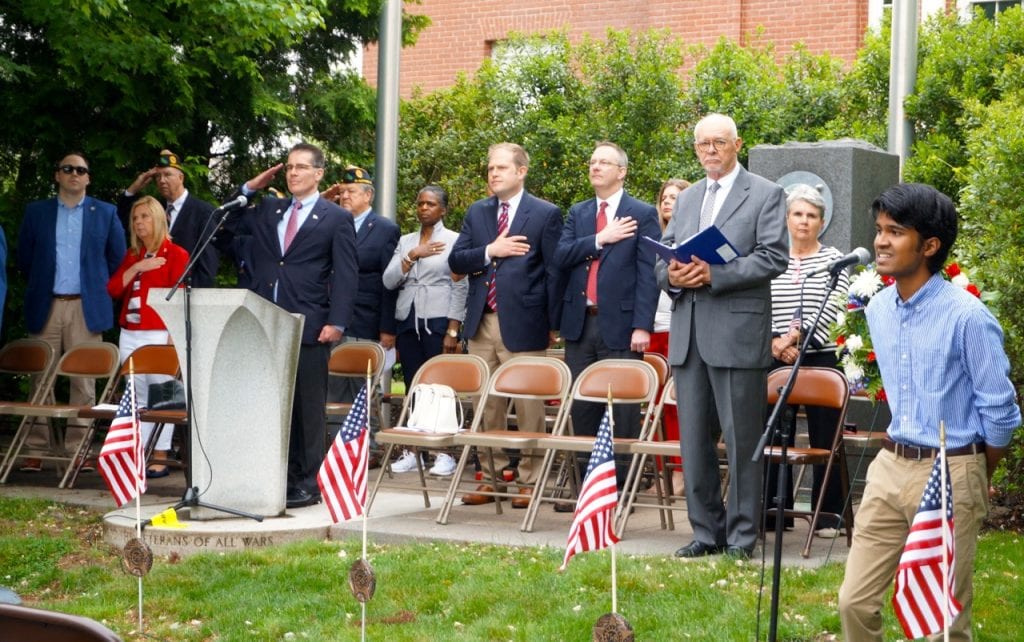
[58,165,90,176]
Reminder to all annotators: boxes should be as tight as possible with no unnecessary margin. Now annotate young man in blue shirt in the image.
[838,183,1021,641]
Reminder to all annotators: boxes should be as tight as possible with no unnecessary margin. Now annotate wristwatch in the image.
[446,328,459,339]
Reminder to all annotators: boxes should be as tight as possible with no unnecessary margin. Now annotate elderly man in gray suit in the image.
[657,113,788,559]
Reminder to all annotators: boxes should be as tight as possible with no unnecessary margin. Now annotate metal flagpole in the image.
[940,420,950,642]
[129,360,145,633]
[361,360,371,642]
[608,386,618,616]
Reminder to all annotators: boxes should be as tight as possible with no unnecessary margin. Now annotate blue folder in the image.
[641,226,741,265]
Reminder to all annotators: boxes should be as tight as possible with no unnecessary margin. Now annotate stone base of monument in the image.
[103,502,331,557]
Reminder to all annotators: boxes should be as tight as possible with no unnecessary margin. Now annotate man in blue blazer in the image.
[555,142,661,484]
[222,142,358,509]
[657,114,789,559]
[17,152,127,469]
[449,142,564,506]
[117,150,219,287]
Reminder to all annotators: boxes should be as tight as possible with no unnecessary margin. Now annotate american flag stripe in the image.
[560,408,620,570]
[892,455,961,638]
[98,382,146,507]
[318,383,370,523]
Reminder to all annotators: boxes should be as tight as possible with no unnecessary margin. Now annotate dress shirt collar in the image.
[598,188,624,218]
[353,208,371,234]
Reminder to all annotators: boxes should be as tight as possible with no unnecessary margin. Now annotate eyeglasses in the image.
[694,138,732,152]
[284,163,319,173]
[587,159,622,168]
[58,165,90,176]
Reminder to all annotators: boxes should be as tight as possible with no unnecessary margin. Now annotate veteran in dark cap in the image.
[118,149,219,287]
[323,166,399,454]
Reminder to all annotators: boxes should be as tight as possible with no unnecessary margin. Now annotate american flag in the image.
[892,455,961,638]
[560,408,620,570]
[317,383,369,522]
[98,380,146,507]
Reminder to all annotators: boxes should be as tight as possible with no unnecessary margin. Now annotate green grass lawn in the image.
[1,497,1021,640]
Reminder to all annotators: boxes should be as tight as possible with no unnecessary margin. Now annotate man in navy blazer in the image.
[221,142,358,509]
[117,150,219,287]
[449,142,563,506]
[658,114,789,559]
[555,142,661,483]
[17,152,126,468]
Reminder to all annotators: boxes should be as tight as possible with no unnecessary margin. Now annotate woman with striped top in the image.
[765,183,849,537]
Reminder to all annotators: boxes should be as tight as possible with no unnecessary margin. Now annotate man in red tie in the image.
[449,142,564,506]
[553,141,661,486]
[219,143,358,509]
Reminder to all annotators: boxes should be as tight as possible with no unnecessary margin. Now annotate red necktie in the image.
[283,201,301,252]
[486,202,509,311]
[586,201,608,304]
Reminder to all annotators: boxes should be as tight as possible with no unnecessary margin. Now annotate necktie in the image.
[486,202,509,311]
[165,204,175,228]
[586,201,608,304]
[283,201,302,253]
[699,181,720,231]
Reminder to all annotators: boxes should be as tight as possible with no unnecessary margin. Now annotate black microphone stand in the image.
[146,202,262,526]
[752,268,843,641]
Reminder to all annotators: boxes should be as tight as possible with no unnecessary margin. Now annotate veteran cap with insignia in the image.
[157,149,185,175]
[342,165,373,185]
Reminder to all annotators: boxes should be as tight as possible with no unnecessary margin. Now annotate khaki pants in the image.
[839,448,988,641]
[26,299,101,455]
[467,313,546,483]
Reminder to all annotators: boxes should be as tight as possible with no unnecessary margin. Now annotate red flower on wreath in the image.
[945,263,961,278]
[876,388,887,402]
[836,335,846,346]
[966,284,981,298]
[867,351,876,363]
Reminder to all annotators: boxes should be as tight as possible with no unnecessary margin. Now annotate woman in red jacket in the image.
[107,195,189,477]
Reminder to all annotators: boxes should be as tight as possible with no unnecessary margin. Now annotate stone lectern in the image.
[149,288,304,519]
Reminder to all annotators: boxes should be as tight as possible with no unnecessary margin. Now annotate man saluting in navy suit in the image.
[449,142,563,508]
[221,142,358,509]
[554,141,661,485]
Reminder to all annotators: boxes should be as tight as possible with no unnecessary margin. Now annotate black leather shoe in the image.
[725,545,753,560]
[286,487,321,509]
[674,541,724,558]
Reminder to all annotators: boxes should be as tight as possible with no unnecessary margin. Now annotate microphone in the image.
[213,195,248,212]
[806,247,871,276]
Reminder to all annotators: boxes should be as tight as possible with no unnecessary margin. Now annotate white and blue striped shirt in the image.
[866,273,1020,449]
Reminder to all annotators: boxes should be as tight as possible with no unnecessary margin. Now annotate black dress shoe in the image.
[725,545,753,560]
[286,487,321,509]
[674,541,724,558]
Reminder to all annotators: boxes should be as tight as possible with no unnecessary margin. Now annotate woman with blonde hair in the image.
[107,195,189,477]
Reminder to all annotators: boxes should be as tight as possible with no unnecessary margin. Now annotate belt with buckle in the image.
[881,437,985,460]
[586,306,599,316]
[53,294,81,301]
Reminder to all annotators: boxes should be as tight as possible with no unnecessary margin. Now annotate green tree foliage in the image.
[396,29,844,231]
[0,0,427,203]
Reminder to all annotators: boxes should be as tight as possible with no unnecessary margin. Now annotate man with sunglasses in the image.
[16,152,126,472]
[117,150,219,287]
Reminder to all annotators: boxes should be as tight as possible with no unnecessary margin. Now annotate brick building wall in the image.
[363,0,871,97]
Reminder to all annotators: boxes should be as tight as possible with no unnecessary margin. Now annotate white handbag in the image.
[406,384,463,434]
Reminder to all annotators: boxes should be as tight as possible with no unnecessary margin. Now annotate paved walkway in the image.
[0,464,850,567]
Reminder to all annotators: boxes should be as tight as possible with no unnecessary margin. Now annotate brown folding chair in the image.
[0,339,57,476]
[367,354,489,512]
[325,342,387,440]
[436,356,572,525]
[0,342,120,486]
[763,366,855,557]
[523,358,659,533]
[69,344,182,487]
[617,375,686,534]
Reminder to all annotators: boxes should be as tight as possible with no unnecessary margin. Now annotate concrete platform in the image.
[0,463,851,567]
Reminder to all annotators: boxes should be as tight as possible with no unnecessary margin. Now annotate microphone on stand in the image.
[806,247,871,276]
[212,195,248,213]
